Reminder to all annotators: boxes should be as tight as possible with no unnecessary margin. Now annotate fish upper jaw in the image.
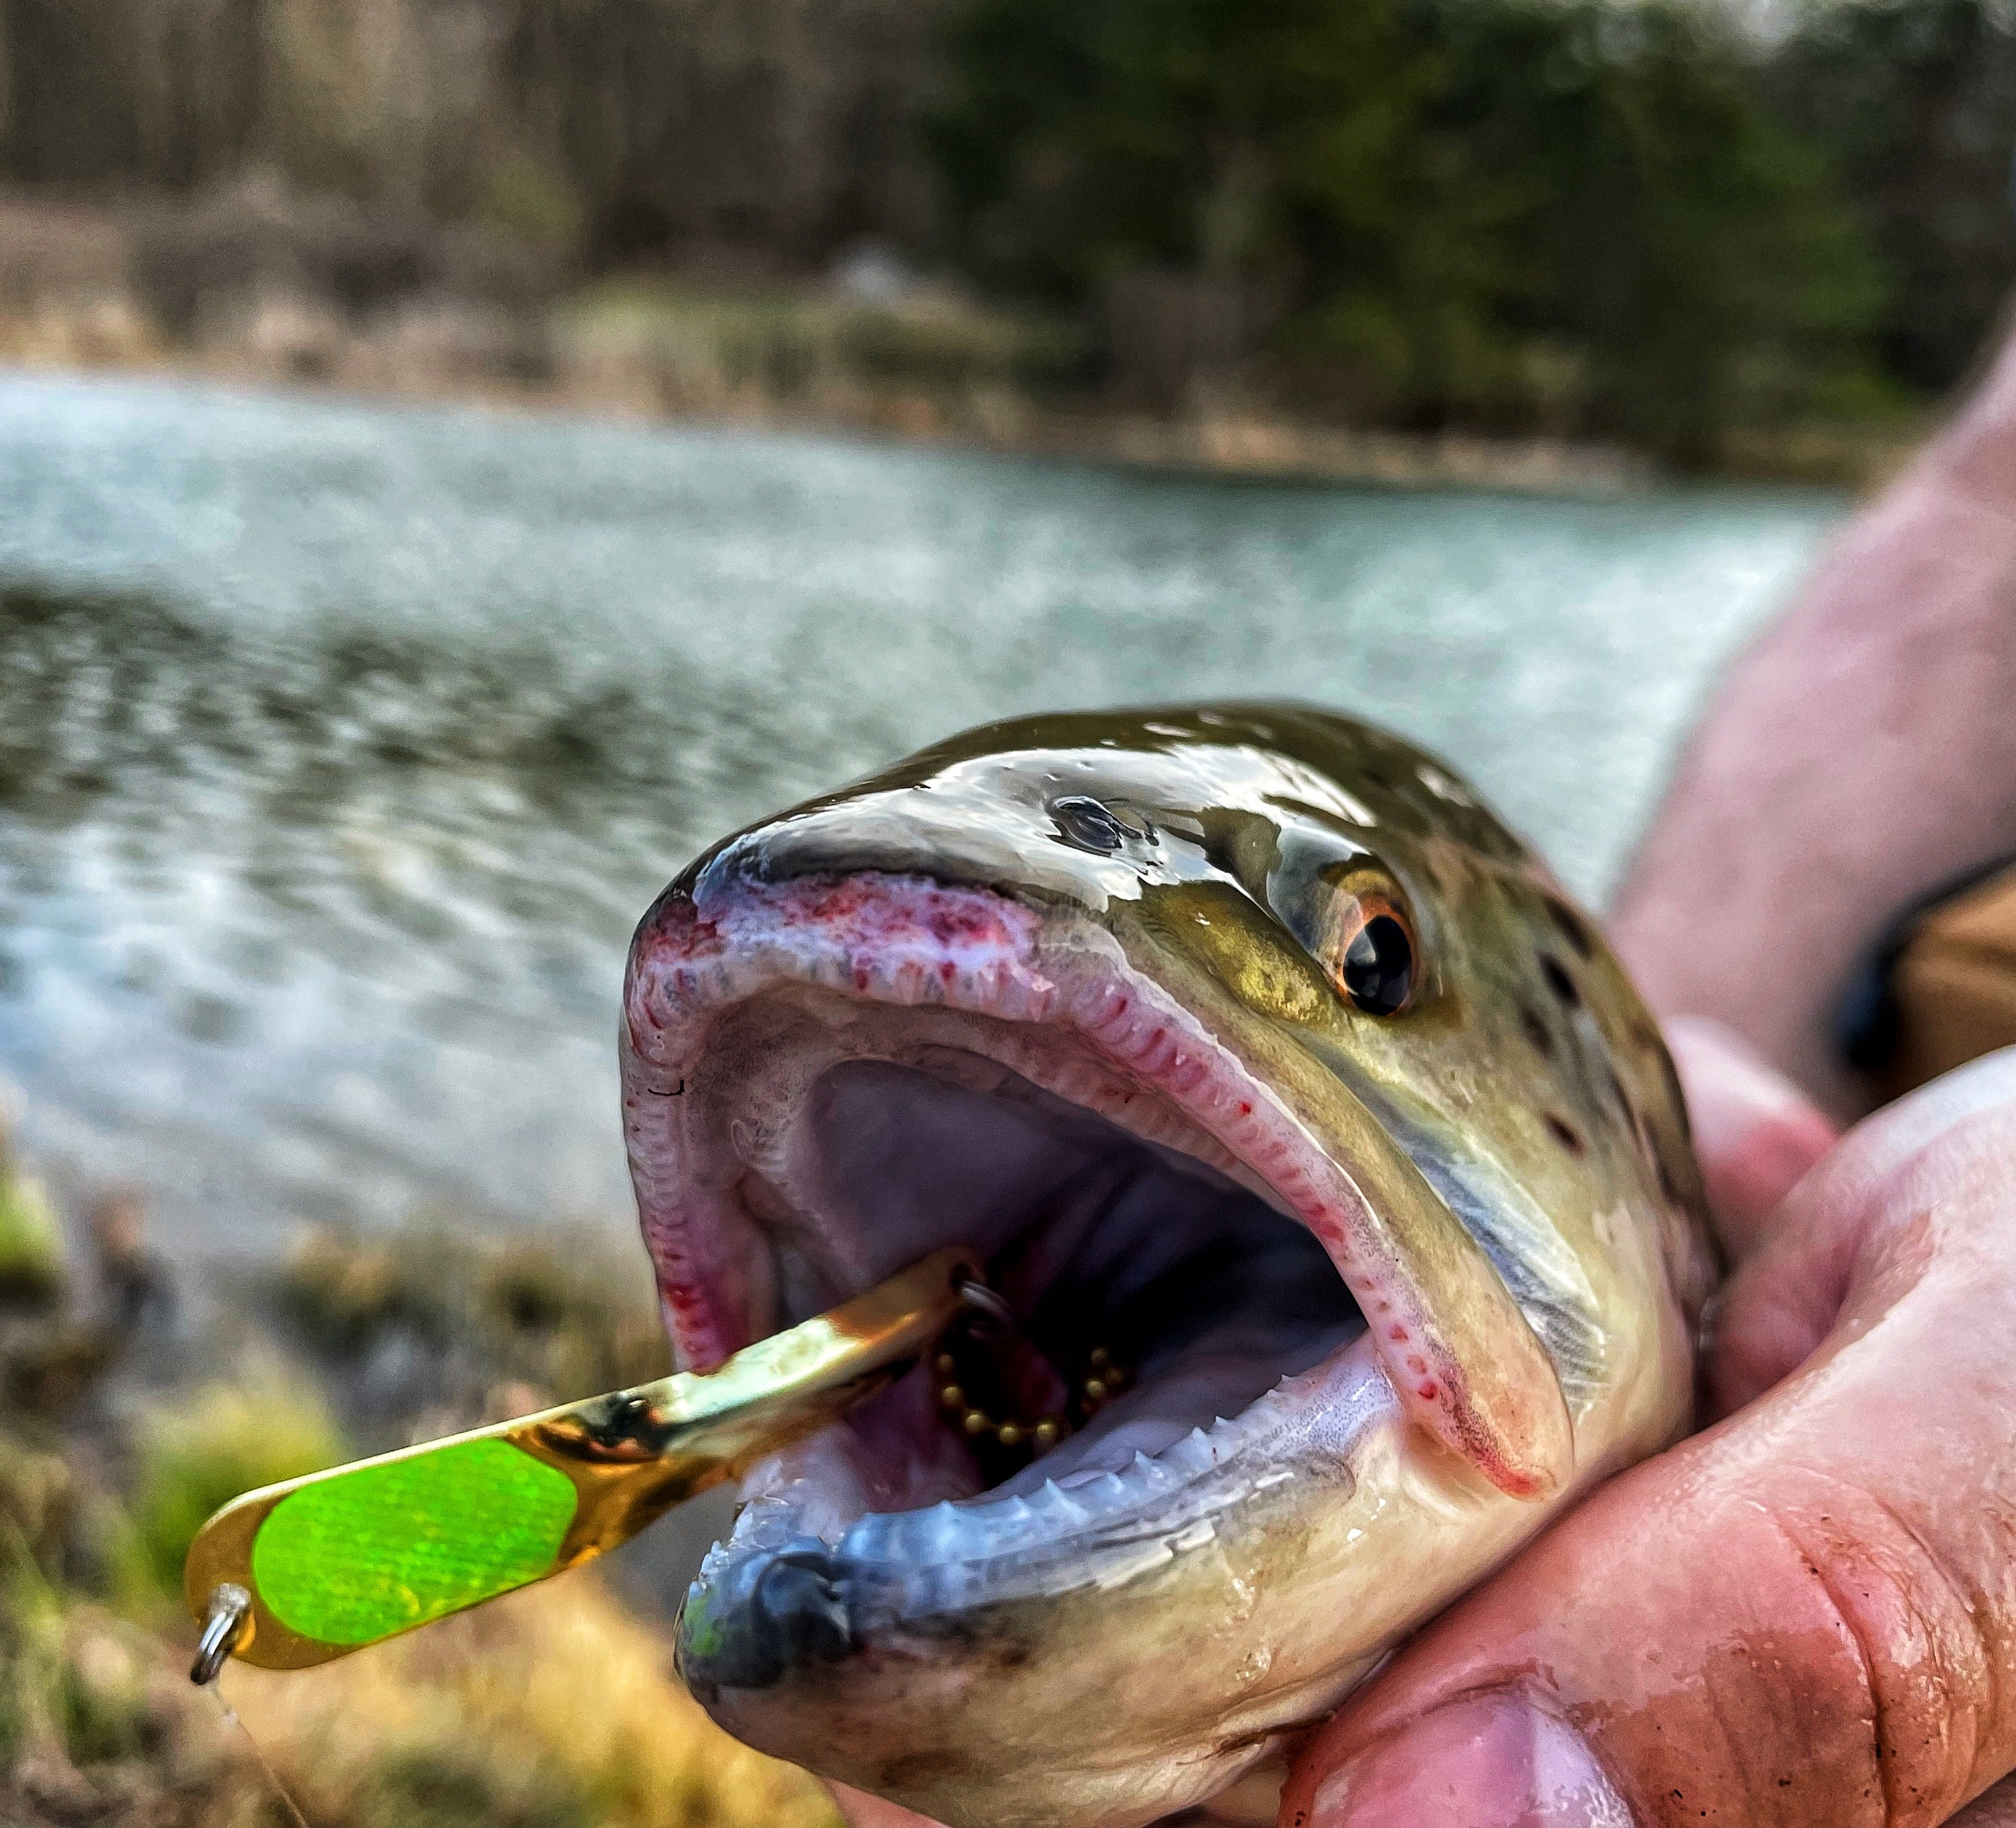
[623,865,1572,1503]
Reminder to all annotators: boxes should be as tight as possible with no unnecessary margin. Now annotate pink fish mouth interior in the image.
[623,872,1373,1517]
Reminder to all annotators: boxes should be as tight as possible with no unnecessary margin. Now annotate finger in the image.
[1282,1051,2016,1828]
[1711,1044,2016,1413]
[1665,1016,1839,1258]
[829,1781,944,1828]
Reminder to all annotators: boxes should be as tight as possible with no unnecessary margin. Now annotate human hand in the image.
[1281,1025,2016,1828]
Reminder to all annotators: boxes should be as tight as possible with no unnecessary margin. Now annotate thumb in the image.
[1281,1049,2016,1828]
[828,1784,943,1828]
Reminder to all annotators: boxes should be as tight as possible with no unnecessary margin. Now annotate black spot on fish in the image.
[1520,1004,1555,1057]
[1544,1113,1586,1154]
[1545,894,1595,958]
[883,1748,972,1787]
[1540,953,1581,1007]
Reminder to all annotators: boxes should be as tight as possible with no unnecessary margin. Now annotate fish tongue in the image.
[736,1428,875,1544]
[740,1365,988,1540]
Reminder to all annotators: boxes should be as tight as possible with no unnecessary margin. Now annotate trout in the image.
[621,705,1714,1828]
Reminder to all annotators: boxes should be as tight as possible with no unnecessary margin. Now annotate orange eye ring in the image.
[1318,880,1418,1016]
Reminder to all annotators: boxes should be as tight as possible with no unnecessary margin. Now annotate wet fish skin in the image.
[626,704,1716,1828]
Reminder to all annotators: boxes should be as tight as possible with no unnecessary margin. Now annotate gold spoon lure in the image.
[184,1246,980,1678]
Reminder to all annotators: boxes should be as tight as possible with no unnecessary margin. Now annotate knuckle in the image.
[1774,1480,1995,1828]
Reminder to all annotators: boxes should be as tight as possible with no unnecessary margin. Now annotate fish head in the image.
[622,705,1714,1828]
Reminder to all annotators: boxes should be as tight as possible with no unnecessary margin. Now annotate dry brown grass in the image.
[221,1570,838,1828]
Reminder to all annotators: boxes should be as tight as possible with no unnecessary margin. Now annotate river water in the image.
[0,371,1848,1263]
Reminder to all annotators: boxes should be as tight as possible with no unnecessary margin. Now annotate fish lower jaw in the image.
[719,1337,1381,1600]
[675,1336,1432,1828]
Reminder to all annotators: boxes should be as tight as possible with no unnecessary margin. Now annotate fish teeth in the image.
[1206,1409,1253,1450]
[1163,1426,1218,1475]
[921,1500,968,1557]
[1038,1478,1091,1524]
[1128,1448,1195,1498]
[826,1415,1264,1585]
[958,1494,1038,1560]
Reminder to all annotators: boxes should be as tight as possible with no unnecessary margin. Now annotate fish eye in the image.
[1262,835,1422,1016]
[1317,879,1418,1017]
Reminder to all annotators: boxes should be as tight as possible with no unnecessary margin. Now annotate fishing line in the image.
[191,1591,314,1828]
[198,1680,316,1828]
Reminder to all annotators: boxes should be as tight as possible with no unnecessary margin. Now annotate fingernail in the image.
[1308,1692,1632,1828]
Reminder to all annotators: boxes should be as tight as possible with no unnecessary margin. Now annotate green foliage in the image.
[564,277,1085,403]
[56,1621,154,1766]
[0,1561,63,1778]
[1408,0,1888,458]
[277,1219,672,1406]
[118,1377,344,1606]
[484,152,588,257]
[1769,0,2016,396]
[0,1523,157,1777]
[927,0,1890,459]
[0,1169,63,1309]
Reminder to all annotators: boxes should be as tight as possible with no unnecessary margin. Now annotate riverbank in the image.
[0,1096,829,1828]
[0,195,1921,497]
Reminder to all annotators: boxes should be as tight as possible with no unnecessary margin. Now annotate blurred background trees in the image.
[929,0,1888,457]
[0,0,2010,465]
[1766,0,2016,397]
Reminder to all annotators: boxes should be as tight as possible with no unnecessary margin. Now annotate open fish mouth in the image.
[623,861,1565,1696]
[627,870,1381,1565]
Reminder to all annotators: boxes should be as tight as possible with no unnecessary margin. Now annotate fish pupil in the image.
[1343,915,1412,1015]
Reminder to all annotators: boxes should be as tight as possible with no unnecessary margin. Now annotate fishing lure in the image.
[184,1245,978,1677]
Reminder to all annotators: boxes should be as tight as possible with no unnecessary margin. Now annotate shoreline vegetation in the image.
[0,192,1922,496]
[8,0,2012,494]
[0,1091,836,1828]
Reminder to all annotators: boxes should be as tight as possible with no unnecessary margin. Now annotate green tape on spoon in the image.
[183,1246,978,1674]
